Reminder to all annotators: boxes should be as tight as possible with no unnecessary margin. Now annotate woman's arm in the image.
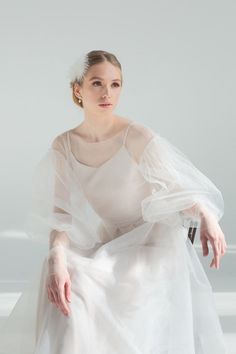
[48,229,70,267]
[49,223,70,249]
[46,136,72,316]
[177,197,227,269]
[47,225,71,317]
[126,122,227,269]
[181,200,215,221]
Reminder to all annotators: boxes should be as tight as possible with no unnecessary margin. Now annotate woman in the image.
[0,50,228,353]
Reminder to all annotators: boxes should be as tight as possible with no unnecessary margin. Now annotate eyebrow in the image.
[89,76,121,82]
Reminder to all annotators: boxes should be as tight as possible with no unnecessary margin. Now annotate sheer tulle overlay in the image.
[0,120,227,353]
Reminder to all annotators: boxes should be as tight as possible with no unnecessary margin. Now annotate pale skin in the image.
[46,61,227,317]
[72,60,128,141]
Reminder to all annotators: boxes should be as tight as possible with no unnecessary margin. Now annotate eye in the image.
[92,81,101,86]
[92,81,120,87]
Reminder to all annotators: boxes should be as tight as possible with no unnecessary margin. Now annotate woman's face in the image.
[73,61,122,114]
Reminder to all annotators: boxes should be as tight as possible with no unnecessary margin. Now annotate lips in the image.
[99,103,112,106]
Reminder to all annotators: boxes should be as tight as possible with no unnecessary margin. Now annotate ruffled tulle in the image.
[138,133,224,226]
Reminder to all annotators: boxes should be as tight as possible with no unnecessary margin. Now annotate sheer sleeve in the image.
[24,133,101,249]
[47,136,72,238]
[128,123,224,229]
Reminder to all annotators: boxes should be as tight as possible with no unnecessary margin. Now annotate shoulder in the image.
[116,115,156,142]
[50,130,69,158]
[129,121,156,142]
[126,121,157,163]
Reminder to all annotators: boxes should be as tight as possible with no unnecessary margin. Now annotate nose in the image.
[102,85,111,98]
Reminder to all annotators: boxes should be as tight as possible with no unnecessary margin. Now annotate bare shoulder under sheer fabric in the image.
[0,120,227,354]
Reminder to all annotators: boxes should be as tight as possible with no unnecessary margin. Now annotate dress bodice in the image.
[64,121,152,239]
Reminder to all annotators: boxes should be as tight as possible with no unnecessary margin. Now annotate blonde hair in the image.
[69,50,123,109]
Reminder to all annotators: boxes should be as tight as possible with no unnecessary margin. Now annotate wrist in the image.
[197,203,216,222]
[181,200,217,228]
[47,244,67,268]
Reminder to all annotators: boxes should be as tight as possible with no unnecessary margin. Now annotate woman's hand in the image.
[46,244,71,316]
[200,213,227,269]
[46,265,71,316]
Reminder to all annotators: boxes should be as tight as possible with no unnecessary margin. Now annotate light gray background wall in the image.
[0,0,235,290]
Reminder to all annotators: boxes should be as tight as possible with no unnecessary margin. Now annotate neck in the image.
[79,112,119,140]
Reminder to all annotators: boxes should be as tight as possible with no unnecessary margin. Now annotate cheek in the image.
[93,87,103,95]
[114,90,121,99]
[86,89,100,99]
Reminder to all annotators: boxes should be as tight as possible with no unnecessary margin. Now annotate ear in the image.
[73,82,82,97]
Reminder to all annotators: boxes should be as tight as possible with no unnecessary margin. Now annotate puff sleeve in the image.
[24,133,101,249]
[136,128,224,229]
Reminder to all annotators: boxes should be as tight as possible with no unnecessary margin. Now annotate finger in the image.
[214,243,220,269]
[201,238,209,256]
[223,240,227,253]
[47,286,53,302]
[50,288,61,309]
[220,240,225,256]
[47,285,56,303]
[54,287,66,312]
[51,288,61,308]
[51,291,60,308]
[210,257,219,269]
[210,239,220,269]
[216,241,222,267]
[58,285,70,315]
[54,289,65,314]
[210,258,215,268]
[65,281,71,303]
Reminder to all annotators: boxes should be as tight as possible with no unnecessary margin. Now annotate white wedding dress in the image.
[0,119,227,353]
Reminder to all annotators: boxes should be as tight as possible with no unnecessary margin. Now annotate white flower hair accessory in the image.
[68,52,90,83]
